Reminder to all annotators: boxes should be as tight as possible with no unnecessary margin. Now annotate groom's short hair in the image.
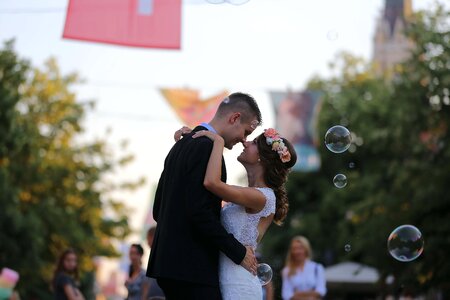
[216,92,262,125]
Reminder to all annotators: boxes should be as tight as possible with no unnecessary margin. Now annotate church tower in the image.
[372,0,414,76]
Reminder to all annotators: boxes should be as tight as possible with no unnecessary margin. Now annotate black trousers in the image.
[157,278,222,300]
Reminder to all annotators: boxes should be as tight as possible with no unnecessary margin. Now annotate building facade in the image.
[372,0,415,76]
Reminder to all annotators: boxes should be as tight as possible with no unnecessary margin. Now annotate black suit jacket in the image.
[147,126,246,286]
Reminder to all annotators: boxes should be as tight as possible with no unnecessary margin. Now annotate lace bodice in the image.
[219,187,276,300]
[220,187,276,249]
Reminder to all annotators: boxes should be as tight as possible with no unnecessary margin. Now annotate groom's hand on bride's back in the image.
[240,246,257,275]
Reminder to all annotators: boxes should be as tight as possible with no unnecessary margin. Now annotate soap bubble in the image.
[257,263,273,285]
[333,174,347,188]
[227,0,250,4]
[327,30,339,41]
[206,0,250,4]
[325,125,352,153]
[387,225,424,262]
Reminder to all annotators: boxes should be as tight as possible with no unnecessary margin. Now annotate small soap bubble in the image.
[333,174,347,188]
[327,30,339,41]
[257,263,273,286]
[227,0,250,4]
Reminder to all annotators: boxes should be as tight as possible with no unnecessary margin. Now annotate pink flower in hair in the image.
[263,128,291,163]
[264,128,278,139]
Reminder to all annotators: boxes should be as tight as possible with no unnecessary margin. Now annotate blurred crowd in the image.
[1,233,330,300]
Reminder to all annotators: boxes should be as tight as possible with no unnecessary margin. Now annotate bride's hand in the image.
[192,130,224,144]
[174,126,192,141]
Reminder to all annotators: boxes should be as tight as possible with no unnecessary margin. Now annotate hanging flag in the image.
[63,0,182,49]
[269,90,323,172]
[161,88,228,128]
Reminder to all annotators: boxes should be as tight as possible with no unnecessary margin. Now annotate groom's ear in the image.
[229,112,241,124]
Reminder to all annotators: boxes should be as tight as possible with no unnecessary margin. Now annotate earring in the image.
[258,158,261,162]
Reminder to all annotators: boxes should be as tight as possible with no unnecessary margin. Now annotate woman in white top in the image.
[281,236,327,300]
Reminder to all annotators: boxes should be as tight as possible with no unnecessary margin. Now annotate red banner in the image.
[63,0,181,49]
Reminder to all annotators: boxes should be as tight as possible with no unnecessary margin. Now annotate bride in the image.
[190,127,297,299]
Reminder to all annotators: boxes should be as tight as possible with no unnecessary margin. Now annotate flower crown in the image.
[264,128,291,163]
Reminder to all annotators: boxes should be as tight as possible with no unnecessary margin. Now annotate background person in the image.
[125,244,148,300]
[52,248,85,300]
[281,236,326,300]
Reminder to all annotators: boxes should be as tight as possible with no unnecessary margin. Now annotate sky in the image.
[0,0,443,240]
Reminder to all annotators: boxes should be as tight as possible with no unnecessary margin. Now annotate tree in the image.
[261,3,449,298]
[0,41,144,299]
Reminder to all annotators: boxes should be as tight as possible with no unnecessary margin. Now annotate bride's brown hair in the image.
[256,133,297,225]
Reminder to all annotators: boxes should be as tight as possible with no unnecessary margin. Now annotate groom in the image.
[147,92,262,300]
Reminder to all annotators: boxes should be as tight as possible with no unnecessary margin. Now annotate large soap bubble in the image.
[387,225,424,262]
[324,125,352,153]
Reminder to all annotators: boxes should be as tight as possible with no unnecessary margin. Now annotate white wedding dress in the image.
[219,187,276,300]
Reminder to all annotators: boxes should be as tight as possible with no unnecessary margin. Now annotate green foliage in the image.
[0,41,144,299]
[261,4,450,297]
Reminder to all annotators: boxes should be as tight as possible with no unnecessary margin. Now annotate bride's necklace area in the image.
[246,170,267,188]
[250,185,268,188]
[248,179,268,189]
